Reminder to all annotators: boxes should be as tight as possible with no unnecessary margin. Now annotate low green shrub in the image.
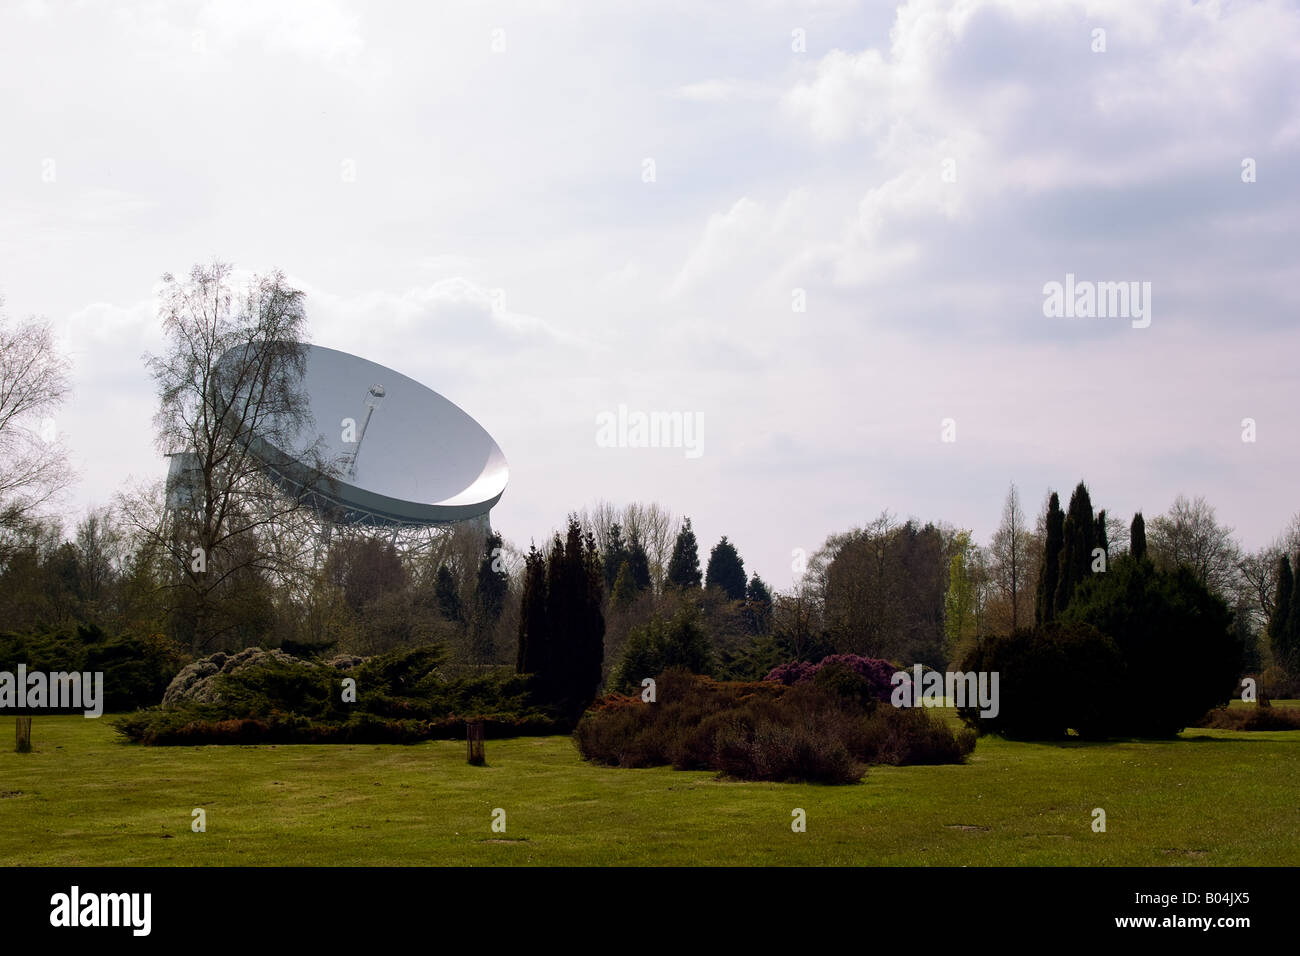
[0,624,188,711]
[115,643,564,744]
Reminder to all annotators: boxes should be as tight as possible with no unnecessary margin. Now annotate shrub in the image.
[0,624,188,711]
[858,706,978,765]
[1193,703,1300,731]
[609,605,713,694]
[1259,666,1300,700]
[764,660,817,686]
[573,669,973,784]
[1061,556,1243,737]
[764,653,896,703]
[956,622,1124,740]
[117,642,564,744]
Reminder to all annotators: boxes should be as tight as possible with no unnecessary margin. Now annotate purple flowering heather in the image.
[763,660,818,686]
[763,653,897,702]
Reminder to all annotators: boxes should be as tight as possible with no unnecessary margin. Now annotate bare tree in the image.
[577,500,675,590]
[989,482,1030,631]
[1236,513,1300,632]
[0,303,73,552]
[74,505,126,608]
[124,261,326,652]
[1148,494,1241,598]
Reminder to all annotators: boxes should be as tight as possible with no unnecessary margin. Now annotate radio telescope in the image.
[236,343,506,527]
[170,343,508,559]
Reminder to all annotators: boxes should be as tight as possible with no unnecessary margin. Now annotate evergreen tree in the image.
[516,545,550,679]
[1130,512,1147,562]
[1036,492,1064,625]
[742,573,773,634]
[602,523,629,594]
[1095,510,1109,562]
[434,564,463,623]
[626,530,652,593]
[535,518,606,715]
[1272,554,1295,668]
[610,603,712,693]
[611,559,637,610]
[474,531,508,622]
[582,529,606,693]
[705,536,747,601]
[1054,481,1096,616]
[666,517,703,590]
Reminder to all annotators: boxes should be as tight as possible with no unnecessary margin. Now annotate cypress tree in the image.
[1095,510,1109,562]
[1130,512,1147,562]
[1036,492,1063,625]
[1054,482,1096,615]
[666,518,703,590]
[537,519,606,714]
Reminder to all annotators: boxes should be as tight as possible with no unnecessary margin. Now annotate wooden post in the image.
[466,719,485,766]
[15,717,32,754]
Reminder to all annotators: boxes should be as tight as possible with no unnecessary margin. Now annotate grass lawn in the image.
[1,710,1297,866]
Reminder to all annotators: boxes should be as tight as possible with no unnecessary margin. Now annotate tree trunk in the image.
[15,717,32,753]
[466,720,485,765]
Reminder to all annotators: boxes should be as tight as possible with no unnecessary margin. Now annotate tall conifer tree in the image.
[666,518,703,590]
[1036,492,1064,625]
[1054,481,1096,615]
[1130,512,1147,562]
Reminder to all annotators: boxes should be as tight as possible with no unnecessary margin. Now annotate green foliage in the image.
[1054,481,1096,616]
[1036,492,1063,625]
[1130,512,1147,562]
[0,624,188,711]
[602,523,629,593]
[611,560,637,610]
[712,631,786,682]
[957,622,1124,740]
[516,544,550,676]
[610,603,712,693]
[742,573,773,634]
[666,517,703,590]
[115,642,564,744]
[626,531,651,592]
[516,518,605,716]
[1061,555,1243,736]
[475,531,508,622]
[944,530,977,656]
[705,535,747,601]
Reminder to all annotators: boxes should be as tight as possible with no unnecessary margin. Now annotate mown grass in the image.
[0,710,1297,866]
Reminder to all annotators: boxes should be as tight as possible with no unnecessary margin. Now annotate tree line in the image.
[2,262,1296,715]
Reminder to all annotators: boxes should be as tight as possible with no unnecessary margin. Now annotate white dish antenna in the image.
[215,343,508,526]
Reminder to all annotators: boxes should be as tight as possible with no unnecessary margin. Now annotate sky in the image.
[1,0,1298,590]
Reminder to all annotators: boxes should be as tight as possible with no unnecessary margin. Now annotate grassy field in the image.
[1,709,1297,866]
